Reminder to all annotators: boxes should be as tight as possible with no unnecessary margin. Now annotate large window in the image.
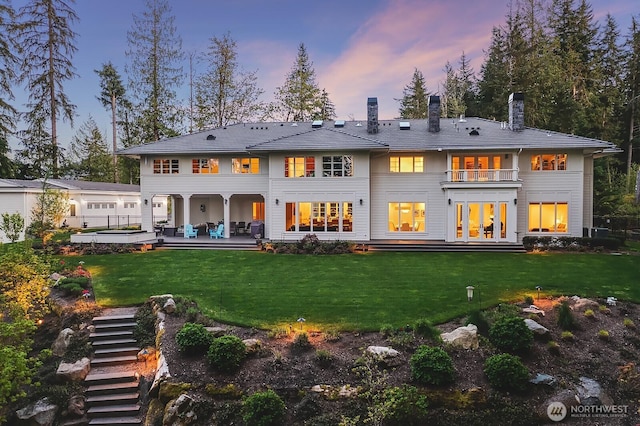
[232,158,260,174]
[87,202,116,209]
[390,156,424,173]
[285,201,353,232]
[285,156,315,177]
[192,158,219,174]
[322,155,353,177]
[528,202,568,232]
[531,154,567,171]
[153,159,179,174]
[387,202,425,232]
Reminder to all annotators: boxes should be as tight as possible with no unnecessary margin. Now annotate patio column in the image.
[222,194,231,238]
[182,193,193,226]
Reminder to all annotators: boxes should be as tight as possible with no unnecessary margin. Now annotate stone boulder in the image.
[571,297,598,311]
[138,347,156,363]
[243,338,262,354]
[530,373,557,387]
[163,393,197,426]
[51,328,75,357]
[64,394,85,418]
[56,357,91,381]
[522,305,545,316]
[577,376,613,406]
[16,398,58,426]
[163,297,177,314]
[538,389,579,422]
[205,326,226,337]
[524,319,550,338]
[441,324,479,350]
[367,346,399,359]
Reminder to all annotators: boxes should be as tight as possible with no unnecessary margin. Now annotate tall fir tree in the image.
[126,0,184,143]
[458,52,479,117]
[314,89,337,121]
[194,32,264,130]
[0,0,17,178]
[95,62,127,182]
[397,68,429,119]
[441,62,463,118]
[67,117,114,182]
[274,43,322,122]
[623,16,640,190]
[15,0,78,178]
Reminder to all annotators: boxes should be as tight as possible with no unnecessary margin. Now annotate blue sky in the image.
[8,0,637,153]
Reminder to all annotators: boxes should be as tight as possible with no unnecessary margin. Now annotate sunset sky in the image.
[8,0,638,151]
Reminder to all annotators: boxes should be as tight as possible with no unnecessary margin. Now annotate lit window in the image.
[192,158,219,174]
[153,159,179,174]
[390,156,424,173]
[284,201,354,232]
[531,154,567,171]
[285,156,315,177]
[322,155,353,177]
[528,202,568,232]
[387,202,426,232]
[232,158,260,174]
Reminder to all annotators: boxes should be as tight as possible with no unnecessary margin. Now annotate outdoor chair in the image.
[237,221,246,234]
[184,224,198,239]
[211,223,224,239]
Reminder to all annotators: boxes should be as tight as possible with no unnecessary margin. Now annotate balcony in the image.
[446,168,519,182]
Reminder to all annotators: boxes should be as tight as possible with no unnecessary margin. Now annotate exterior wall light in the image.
[275,199,279,205]
[359,199,363,205]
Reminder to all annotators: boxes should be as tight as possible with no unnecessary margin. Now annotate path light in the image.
[297,317,306,331]
[466,286,475,302]
[536,286,542,301]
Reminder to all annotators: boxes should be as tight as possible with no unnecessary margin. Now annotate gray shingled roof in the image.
[117,117,620,156]
[0,179,139,192]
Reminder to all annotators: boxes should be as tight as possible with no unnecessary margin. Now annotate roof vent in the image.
[399,121,411,130]
[206,134,216,140]
[469,129,480,136]
[334,120,345,128]
[312,120,323,128]
[458,114,467,123]
[291,123,298,127]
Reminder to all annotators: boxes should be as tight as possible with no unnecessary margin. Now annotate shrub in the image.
[484,353,529,391]
[379,324,395,337]
[547,341,561,355]
[242,389,286,426]
[624,318,636,329]
[134,303,157,348]
[465,310,490,336]
[584,309,595,318]
[207,335,246,371]
[560,331,575,341]
[267,326,289,339]
[175,322,214,355]
[323,328,341,342]
[598,329,610,340]
[382,385,429,425]
[413,318,441,341]
[523,295,534,306]
[489,317,533,353]
[410,345,455,386]
[58,282,84,297]
[557,301,576,330]
[291,332,312,351]
[599,305,611,314]
[315,349,334,368]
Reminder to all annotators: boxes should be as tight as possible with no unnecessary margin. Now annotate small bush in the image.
[489,317,533,353]
[185,306,200,323]
[267,326,289,339]
[58,282,84,297]
[315,349,334,368]
[547,341,560,355]
[410,345,455,386]
[380,324,395,337]
[242,389,286,426]
[291,332,312,351]
[624,318,636,329]
[382,385,429,425]
[557,301,576,330]
[465,310,490,336]
[560,331,575,341]
[413,318,441,341]
[323,328,341,342]
[484,353,529,391]
[388,331,414,349]
[584,309,595,318]
[598,329,610,340]
[523,295,534,306]
[175,322,214,355]
[599,305,611,315]
[134,303,157,348]
[207,335,246,371]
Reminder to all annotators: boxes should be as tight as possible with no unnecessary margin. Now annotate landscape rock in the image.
[311,384,358,398]
[524,318,550,337]
[65,394,85,417]
[366,346,399,358]
[163,393,197,426]
[441,324,479,350]
[538,389,579,421]
[530,373,557,386]
[163,297,177,314]
[56,357,91,381]
[243,338,262,354]
[522,306,545,316]
[150,352,171,397]
[571,297,599,310]
[51,328,75,357]
[606,297,617,306]
[16,397,58,426]
[205,326,226,337]
[577,377,613,406]
[159,381,191,404]
[138,346,156,362]
[145,398,165,426]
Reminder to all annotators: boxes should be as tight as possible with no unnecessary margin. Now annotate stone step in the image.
[86,381,139,397]
[91,338,138,349]
[88,418,141,426]
[90,355,138,367]
[85,371,137,385]
[87,404,140,418]
[86,392,140,407]
[90,330,134,341]
[92,314,136,325]
[94,347,140,358]
[93,322,137,332]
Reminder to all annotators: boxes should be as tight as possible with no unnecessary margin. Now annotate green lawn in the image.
[79,250,639,331]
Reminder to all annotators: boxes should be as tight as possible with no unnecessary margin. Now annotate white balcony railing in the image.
[447,169,518,182]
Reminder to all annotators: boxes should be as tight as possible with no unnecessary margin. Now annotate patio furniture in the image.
[184,224,198,239]
[229,221,237,236]
[210,223,224,239]
[236,221,246,234]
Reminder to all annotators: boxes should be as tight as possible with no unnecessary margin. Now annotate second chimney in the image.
[428,96,440,133]
[508,93,525,131]
[367,97,379,134]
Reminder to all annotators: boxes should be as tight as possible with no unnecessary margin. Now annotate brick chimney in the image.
[508,93,524,131]
[428,96,440,133]
[367,97,379,134]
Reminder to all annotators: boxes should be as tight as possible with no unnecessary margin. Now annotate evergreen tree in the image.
[478,27,510,121]
[95,62,127,182]
[397,68,429,119]
[441,62,463,118]
[622,16,640,190]
[68,117,114,182]
[15,0,78,178]
[314,89,337,121]
[274,43,321,122]
[0,0,17,177]
[126,0,184,143]
[194,32,264,130]
[458,52,479,117]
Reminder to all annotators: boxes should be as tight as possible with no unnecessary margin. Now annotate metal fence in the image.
[63,215,147,229]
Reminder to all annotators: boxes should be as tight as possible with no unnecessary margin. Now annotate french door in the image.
[455,201,508,241]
